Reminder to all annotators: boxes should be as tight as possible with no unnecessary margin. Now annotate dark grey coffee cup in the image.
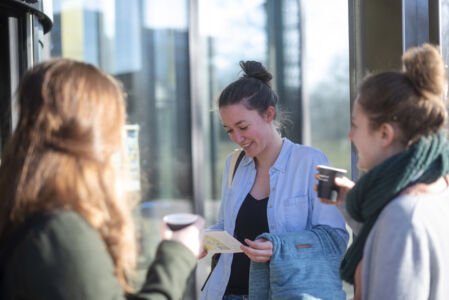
[316,165,347,201]
[163,213,198,231]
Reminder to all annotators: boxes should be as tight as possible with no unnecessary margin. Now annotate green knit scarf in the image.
[340,132,449,284]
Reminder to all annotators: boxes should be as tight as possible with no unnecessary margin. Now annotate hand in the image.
[199,248,208,259]
[314,171,355,206]
[241,238,273,262]
[161,215,205,258]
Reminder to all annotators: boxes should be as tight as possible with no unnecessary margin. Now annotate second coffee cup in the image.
[163,213,198,231]
[316,165,347,201]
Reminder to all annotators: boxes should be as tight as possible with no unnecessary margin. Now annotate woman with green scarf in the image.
[319,43,449,300]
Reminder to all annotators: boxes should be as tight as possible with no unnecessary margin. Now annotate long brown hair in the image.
[358,43,447,146]
[0,59,136,291]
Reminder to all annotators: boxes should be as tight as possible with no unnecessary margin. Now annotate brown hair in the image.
[0,59,136,291]
[218,61,286,127]
[358,43,447,146]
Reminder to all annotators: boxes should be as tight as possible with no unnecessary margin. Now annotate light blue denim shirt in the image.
[200,138,348,300]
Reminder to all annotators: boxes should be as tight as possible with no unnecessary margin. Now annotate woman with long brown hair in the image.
[0,58,204,299]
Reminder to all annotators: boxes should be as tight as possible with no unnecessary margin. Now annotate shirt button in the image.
[269,205,272,208]
[272,187,276,191]
[270,226,274,230]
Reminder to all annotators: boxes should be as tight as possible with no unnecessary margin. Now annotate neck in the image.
[254,130,283,170]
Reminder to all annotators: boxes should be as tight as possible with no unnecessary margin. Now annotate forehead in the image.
[352,100,365,118]
[219,103,261,125]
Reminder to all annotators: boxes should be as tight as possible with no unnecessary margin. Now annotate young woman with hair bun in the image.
[319,43,449,299]
[200,61,349,300]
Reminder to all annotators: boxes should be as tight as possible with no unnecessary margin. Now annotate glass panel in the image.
[441,0,449,99]
[302,1,352,297]
[49,0,194,297]
[198,0,267,223]
[302,0,351,175]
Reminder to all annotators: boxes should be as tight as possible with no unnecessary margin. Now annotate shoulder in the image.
[284,139,329,164]
[374,195,421,232]
[10,210,119,295]
[14,210,112,267]
[377,193,441,226]
[369,193,444,244]
[22,210,104,249]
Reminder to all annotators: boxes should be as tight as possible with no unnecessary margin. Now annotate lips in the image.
[241,142,252,149]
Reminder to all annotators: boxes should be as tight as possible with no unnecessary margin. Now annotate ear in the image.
[264,106,275,123]
[378,122,396,148]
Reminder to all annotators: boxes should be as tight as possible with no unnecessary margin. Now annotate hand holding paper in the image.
[203,231,243,253]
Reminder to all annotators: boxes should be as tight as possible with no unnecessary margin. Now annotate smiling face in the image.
[348,100,389,171]
[219,103,274,159]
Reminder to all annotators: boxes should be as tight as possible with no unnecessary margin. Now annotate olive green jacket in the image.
[1,211,197,300]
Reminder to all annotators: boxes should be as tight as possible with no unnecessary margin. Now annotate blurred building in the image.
[1,0,449,298]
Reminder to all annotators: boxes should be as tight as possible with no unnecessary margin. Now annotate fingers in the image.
[319,198,339,205]
[199,248,208,259]
[334,176,355,189]
[162,215,206,258]
[241,238,273,262]
[160,222,173,240]
[245,238,272,250]
[241,245,271,262]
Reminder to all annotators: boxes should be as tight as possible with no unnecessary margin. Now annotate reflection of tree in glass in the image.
[309,53,351,171]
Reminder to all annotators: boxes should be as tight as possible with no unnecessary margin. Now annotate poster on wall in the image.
[124,124,141,192]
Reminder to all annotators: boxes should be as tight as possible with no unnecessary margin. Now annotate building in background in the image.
[2,0,449,298]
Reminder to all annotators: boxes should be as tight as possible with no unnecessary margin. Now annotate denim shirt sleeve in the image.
[208,153,232,231]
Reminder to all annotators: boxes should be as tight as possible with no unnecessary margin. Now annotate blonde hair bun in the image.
[402,43,446,97]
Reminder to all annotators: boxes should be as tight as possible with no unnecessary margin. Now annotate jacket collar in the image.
[239,138,292,173]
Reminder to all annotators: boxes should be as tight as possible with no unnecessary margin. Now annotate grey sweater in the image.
[362,187,449,299]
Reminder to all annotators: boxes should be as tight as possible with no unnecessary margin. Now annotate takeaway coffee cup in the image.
[316,165,347,201]
[163,213,198,231]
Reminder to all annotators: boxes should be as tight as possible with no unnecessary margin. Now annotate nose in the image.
[347,128,353,141]
[231,131,244,144]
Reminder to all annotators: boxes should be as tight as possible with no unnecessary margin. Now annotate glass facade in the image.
[441,0,449,95]
[302,1,351,174]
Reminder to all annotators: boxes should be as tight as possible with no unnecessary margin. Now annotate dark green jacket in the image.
[1,211,197,300]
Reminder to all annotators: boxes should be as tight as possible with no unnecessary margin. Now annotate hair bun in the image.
[239,61,273,85]
[402,43,446,96]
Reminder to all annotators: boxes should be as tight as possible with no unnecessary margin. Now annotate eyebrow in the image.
[223,120,246,128]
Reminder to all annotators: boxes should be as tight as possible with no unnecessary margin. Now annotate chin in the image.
[244,150,255,158]
[357,161,368,172]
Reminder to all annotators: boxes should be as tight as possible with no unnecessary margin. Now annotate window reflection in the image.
[441,0,449,98]
[302,0,351,175]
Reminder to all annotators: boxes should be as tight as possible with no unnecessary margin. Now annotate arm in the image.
[309,154,349,243]
[208,154,232,232]
[137,241,197,300]
[315,173,362,235]
[15,211,197,300]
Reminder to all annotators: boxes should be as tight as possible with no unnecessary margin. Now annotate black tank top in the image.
[225,193,269,295]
